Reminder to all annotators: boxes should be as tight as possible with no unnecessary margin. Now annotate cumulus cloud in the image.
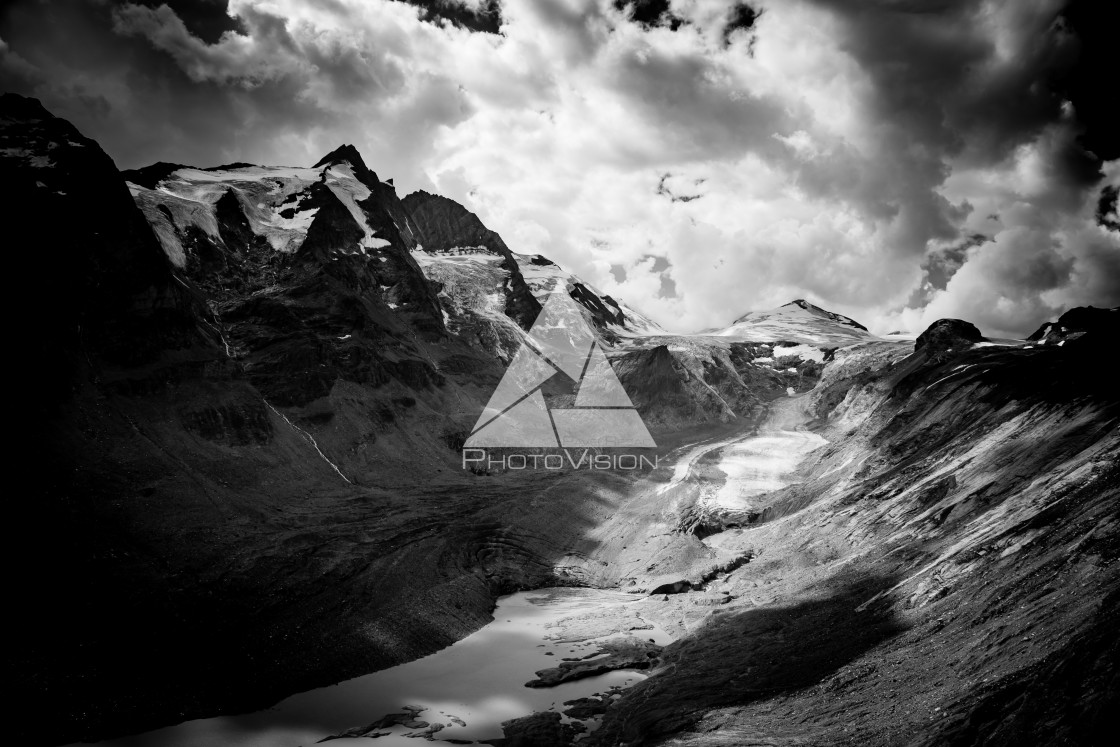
[1,0,1116,336]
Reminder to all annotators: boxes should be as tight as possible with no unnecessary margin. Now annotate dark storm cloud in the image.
[2,1,314,166]
[807,0,1091,173]
[807,0,1068,168]
[1098,186,1119,232]
[925,234,988,291]
[130,0,246,43]
[784,0,1117,335]
[1054,0,1120,162]
[609,0,761,48]
[906,232,988,306]
[0,0,473,175]
[723,2,760,48]
[397,0,504,34]
[613,1,686,31]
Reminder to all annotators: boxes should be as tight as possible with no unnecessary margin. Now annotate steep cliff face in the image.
[402,189,667,369]
[4,91,239,520]
[402,189,541,328]
[126,146,451,404]
[3,94,220,389]
[119,138,544,492]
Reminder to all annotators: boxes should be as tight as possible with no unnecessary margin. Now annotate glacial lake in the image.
[84,588,674,746]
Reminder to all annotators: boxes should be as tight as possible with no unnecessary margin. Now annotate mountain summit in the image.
[706,299,872,345]
[313,143,378,185]
[780,299,868,330]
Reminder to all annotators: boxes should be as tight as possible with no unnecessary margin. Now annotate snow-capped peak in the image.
[706,299,872,345]
[312,144,378,185]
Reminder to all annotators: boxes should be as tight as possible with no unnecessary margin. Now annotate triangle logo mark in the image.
[464,281,655,448]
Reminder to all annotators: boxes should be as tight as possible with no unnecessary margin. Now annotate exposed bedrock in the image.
[914,318,985,356]
[525,637,663,687]
[482,711,585,747]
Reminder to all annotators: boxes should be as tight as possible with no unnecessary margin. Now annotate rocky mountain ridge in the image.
[119,130,835,432]
[1028,305,1119,345]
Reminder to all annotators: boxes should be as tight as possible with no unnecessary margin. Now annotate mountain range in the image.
[6,92,1117,747]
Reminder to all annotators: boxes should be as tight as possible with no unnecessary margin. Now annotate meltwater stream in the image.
[86,588,673,747]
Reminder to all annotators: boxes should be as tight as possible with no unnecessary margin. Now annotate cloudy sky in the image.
[3,0,1117,336]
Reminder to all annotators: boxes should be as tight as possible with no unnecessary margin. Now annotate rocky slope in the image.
[581,319,1118,746]
[454,313,1116,746]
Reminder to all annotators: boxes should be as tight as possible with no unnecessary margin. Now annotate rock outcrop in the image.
[525,637,661,687]
[1027,304,1119,345]
[914,317,984,355]
[482,711,584,746]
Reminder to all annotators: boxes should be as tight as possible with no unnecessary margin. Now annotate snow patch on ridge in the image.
[324,164,391,254]
[127,162,400,260]
[128,164,327,257]
[773,344,825,362]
